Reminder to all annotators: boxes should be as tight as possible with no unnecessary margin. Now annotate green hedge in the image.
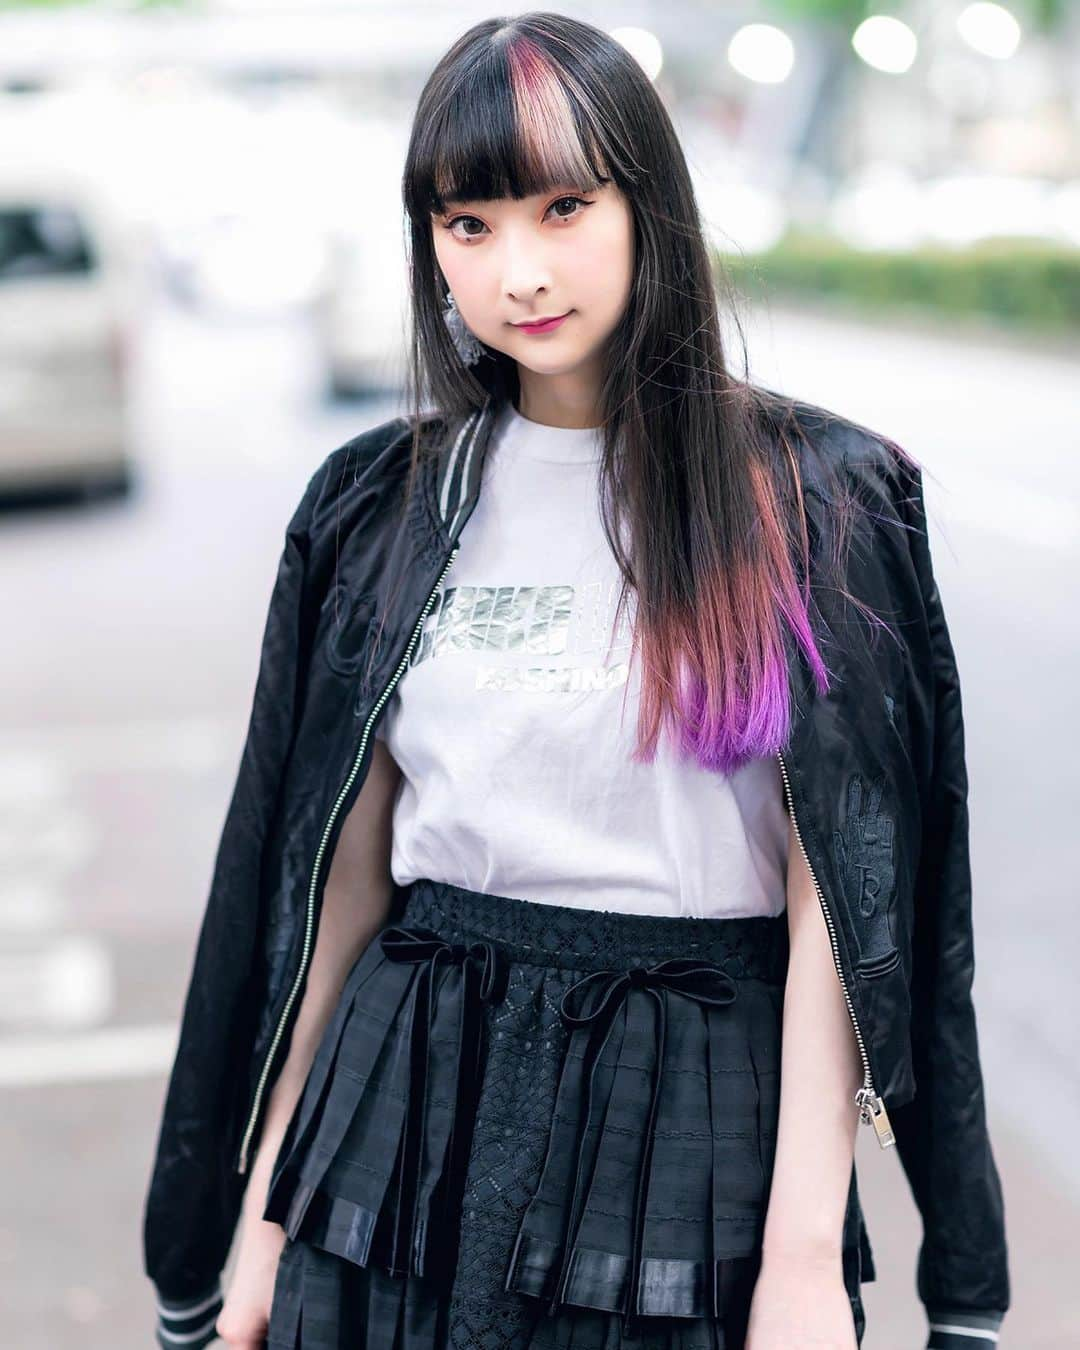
[720,231,1080,332]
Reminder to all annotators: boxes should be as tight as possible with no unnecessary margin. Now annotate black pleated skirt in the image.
[261,877,872,1350]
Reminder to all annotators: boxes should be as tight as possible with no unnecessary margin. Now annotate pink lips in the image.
[513,311,572,334]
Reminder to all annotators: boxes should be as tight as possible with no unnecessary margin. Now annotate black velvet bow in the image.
[377,925,509,1281]
[551,957,739,1333]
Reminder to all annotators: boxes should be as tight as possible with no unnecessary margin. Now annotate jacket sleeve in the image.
[888,461,1010,1349]
[141,461,326,1350]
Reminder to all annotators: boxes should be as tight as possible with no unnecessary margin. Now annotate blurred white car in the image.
[0,169,133,496]
[154,207,331,317]
[315,222,410,398]
[313,121,411,399]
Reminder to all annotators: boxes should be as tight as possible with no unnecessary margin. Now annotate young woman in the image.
[142,14,1009,1350]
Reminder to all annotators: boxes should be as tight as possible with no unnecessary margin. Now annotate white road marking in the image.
[0,716,232,776]
[0,1021,178,1088]
[0,880,67,932]
[0,934,114,1029]
[0,807,97,874]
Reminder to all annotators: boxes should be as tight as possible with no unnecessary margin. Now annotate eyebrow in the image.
[437,184,595,214]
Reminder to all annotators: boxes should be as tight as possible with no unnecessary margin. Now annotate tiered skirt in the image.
[261,877,872,1350]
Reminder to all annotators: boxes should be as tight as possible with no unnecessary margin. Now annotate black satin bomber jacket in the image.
[142,394,1009,1349]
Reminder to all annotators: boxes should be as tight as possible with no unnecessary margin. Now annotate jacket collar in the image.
[429,396,502,546]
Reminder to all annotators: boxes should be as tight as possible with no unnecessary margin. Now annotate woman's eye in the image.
[446,215,487,240]
[444,195,592,241]
[548,195,590,220]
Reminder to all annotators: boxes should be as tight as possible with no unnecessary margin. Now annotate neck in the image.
[516,363,604,429]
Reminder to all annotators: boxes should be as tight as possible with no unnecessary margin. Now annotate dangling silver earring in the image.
[441,289,485,367]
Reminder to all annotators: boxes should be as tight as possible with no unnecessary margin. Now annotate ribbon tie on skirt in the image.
[378,924,509,1278]
[550,956,739,1334]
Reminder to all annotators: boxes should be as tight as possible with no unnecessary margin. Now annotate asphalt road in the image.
[1,291,1075,1347]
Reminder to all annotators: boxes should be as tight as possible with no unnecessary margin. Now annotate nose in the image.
[506,279,553,309]
[501,229,555,307]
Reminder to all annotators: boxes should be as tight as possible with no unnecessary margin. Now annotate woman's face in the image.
[431,180,634,387]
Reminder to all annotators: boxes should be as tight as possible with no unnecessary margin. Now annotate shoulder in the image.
[286,411,450,545]
[751,385,926,595]
[772,390,919,510]
[308,414,411,520]
[751,384,923,541]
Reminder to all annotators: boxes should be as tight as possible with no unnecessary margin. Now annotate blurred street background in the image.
[0,2,1076,1347]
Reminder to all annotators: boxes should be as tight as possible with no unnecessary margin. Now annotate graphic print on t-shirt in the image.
[410,576,634,695]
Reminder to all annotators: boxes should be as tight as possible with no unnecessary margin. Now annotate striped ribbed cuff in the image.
[926,1307,1005,1347]
[154,1278,224,1348]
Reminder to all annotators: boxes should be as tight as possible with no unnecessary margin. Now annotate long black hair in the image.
[384,11,916,774]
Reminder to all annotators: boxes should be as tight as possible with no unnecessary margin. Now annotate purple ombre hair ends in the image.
[629,454,833,777]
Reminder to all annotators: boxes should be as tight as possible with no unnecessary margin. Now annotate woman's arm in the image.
[243,737,403,1218]
[745,812,862,1348]
[216,738,401,1348]
[762,812,862,1259]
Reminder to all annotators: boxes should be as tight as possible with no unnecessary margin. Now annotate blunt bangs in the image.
[405,31,612,220]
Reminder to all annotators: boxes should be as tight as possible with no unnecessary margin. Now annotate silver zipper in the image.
[237,545,461,1174]
[776,750,896,1149]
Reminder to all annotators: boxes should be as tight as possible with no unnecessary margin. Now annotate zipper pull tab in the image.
[855,1087,896,1148]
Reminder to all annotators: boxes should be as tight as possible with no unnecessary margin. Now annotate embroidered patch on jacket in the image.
[834,773,897,966]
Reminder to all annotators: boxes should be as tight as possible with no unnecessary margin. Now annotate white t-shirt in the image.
[376,402,789,919]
